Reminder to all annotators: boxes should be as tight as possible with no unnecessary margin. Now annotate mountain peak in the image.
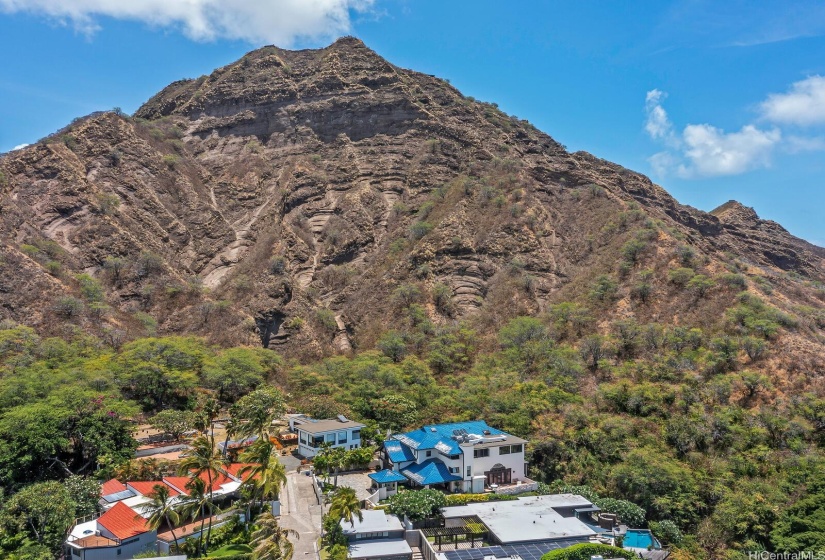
[711,200,760,223]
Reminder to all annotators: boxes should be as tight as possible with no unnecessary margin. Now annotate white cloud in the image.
[0,0,375,45]
[644,87,825,178]
[759,75,825,126]
[644,89,675,142]
[678,124,781,177]
[12,143,30,151]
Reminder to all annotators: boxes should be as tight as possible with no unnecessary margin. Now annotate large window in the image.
[474,448,490,458]
[352,430,361,440]
[338,432,347,444]
[312,436,325,448]
[499,444,523,455]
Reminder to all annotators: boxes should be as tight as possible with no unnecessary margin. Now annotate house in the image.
[66,502,156,560]
[290,415,365,458]
[68,464,257,559]
[380,420,530,494]
[340,510,412,560]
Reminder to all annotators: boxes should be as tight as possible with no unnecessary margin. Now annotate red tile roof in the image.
[127,481,180,497]
[162,476,195,495]
[224,463,257,480]
[97,502,150,540]
[101,478,127,495]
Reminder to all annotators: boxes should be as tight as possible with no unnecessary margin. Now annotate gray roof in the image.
[441,495,597,544]
[348,538,411,559]
[296,419,365,434]
[341,510,403,535]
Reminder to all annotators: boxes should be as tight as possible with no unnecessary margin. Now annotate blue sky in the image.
[1,0,824,245]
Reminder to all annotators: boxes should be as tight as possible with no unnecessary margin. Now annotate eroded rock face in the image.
[0,37,822,357]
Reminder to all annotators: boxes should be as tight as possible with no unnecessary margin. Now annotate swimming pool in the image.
[622,529,660,549]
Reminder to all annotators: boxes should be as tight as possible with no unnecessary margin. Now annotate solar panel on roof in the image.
[102,488,136,503]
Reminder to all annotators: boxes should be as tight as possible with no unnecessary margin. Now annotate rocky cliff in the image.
[0,37,823,362]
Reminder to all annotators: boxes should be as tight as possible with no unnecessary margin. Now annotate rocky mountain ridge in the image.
[0,37,822,362]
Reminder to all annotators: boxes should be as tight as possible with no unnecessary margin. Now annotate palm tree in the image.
[251,511,298,560]
[179,477,217,557]
[178,435,228,556]
[239,439,287,512]
[329,487,362,528]
[141,484,182,553]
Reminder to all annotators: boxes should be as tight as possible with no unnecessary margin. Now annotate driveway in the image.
[279,469,323,558]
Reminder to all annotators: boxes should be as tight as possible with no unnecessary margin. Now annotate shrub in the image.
[620,237,647,265]
[650,519,683,546]
[540,543,635,560]
[269,256,287,275]
[589,275,618,303]
[409,221,433,240]
[377,331,407,362]
[392,284,423,308]
[687,274,715,297]
[719,272,747,289]
[315,308,338,333]
[444,493,517,506]
[386,489,446,521]
[668,267,695,286]
[53,297,84,318]
[431,283,454,316]
[76,274,104,302]
[161,154,179,168]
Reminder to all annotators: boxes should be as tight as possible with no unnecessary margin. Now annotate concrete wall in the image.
[298,427,361,458]
[470,447,526,480]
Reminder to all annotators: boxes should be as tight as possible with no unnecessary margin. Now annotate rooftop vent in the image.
[430,427,437,432]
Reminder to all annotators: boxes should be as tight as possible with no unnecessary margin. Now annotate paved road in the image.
[279,469,323,558]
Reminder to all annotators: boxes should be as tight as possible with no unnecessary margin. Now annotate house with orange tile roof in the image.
[69,463,264,559]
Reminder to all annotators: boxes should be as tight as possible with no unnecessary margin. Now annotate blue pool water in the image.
[623,529,659,549]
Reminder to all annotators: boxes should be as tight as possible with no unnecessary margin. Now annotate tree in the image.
[329,487,362,528]
[371,394,418,433]
[250,511,298,560]
[239,439,287,511]
[202,348,269,403]
[178,477,216,557]
[229,387,287,440]
[149,409,197,441]
[589,275,618,303]
[141,484,182,553]
[0,481,75,554]
[178,435,228,555]
[63,475,101,517]
[377,330,407,362]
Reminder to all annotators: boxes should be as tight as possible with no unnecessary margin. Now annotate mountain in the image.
[0,37,823,368]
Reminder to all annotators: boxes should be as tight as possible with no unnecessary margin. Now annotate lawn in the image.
[208,543,253,557]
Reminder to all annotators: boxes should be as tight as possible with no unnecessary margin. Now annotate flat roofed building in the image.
[340,510,411,560]
[441,494,598,544]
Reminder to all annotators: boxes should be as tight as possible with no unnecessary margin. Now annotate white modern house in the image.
[290,415,365,458]
[378,420,531,494]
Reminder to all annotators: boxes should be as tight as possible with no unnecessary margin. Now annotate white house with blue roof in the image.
[376,420,528,494]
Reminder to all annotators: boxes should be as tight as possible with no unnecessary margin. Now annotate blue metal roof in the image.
[384,440,415,463]
[393,421,508,456]
[368,469,408,484]
[401,459,462,486]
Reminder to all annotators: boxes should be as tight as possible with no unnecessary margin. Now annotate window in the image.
[449,466,460,474]
[426,450,432,457]
[474,448,489,458]
[499,444,523,455]
[325,433,336,443]
[352,430,361,440]
[466,466,472,477]
[117,550,122,556]
[450,454,460,460]
[299,433,307,445]
[338,432,347,444]
[312,436,325,448]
